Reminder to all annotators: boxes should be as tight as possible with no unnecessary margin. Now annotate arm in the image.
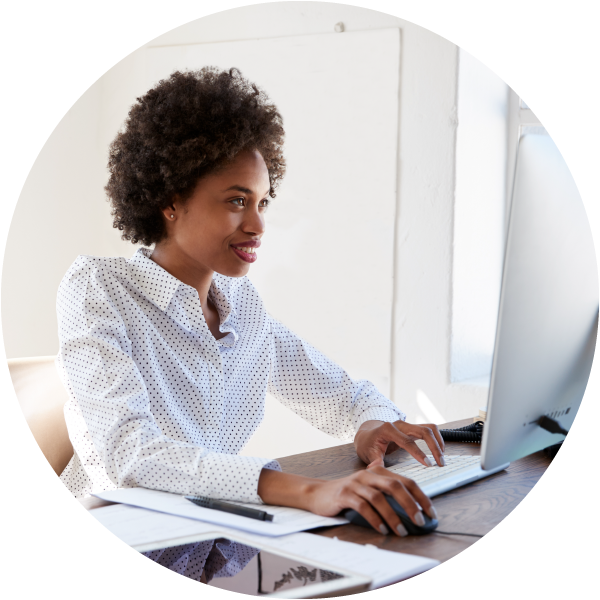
[267,317,404,439]
[257,465,437,537]
[58,260,276,503]
[267,317,445,466]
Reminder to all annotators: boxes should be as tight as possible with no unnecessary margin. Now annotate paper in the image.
[91,503,229,550]
[91,503,439,589]
[93,487,348,536]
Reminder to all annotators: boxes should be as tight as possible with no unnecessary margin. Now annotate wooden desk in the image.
[277,418,552,563]
[81,418,552,565]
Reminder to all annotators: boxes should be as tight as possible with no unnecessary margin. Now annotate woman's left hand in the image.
[354,420,446,468]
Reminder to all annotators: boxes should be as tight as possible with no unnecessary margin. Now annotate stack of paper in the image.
[91,502,439,589]
[94,487,348,536]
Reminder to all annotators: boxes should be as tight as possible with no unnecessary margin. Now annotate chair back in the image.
[8,356,73,475]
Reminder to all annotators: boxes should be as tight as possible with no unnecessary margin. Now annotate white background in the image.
[2,2,509,445]
[1,0,598,598]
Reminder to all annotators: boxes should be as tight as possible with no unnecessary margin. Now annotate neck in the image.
[150,240,214,307]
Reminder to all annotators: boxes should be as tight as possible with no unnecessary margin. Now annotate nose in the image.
[242,203,266,237]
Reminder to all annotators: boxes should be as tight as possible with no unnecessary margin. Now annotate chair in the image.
[8,355,73,475]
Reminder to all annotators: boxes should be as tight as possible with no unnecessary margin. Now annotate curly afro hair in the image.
[105,67,286,246]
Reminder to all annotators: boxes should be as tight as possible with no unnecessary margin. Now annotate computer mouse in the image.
[341,494,438,535]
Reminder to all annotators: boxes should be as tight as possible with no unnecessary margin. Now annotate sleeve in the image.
[267,316,406,442]
[57,258,279,504]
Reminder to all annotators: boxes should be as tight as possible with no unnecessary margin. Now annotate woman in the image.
[57,68,445,580]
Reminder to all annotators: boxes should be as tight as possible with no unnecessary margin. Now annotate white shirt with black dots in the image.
[57,247,406,503]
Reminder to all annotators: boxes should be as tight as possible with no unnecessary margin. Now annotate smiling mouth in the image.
[231,246,258,263]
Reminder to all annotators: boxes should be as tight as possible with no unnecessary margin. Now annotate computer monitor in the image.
[481,134,598,471]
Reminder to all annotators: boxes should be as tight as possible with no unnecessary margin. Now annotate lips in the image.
[231,240,260,264]
[231,240,261,249]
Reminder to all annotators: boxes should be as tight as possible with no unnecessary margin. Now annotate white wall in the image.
[2,80,121,359]
[2,2,505,457]
[145,28,400,399]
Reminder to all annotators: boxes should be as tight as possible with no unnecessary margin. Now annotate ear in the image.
[161,202,178,222]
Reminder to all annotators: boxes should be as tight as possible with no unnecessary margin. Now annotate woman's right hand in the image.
[257,467,437,537]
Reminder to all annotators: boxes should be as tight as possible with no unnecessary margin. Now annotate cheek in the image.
[201,208,236,233]
[181,211,238,256]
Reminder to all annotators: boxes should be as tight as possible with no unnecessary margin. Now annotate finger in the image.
[415,426,445,466]
[430,424,445,453]
[385,442,400,455]
[355,433,389,467]
[401,439,434,467]
[381,479,424,526]
[360,469,425,527]
[364,467,439,522]
[353,484,408,537]
[397,475,438,521]
[364,447,386,468]
[345,493,391,536]
[367,456,385,469]
[394,420,445,454]
[395,422,445,466]
[417,422,445,454]
[373,422,421,457]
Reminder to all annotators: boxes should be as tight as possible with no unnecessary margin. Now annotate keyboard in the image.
[388,454,481,483]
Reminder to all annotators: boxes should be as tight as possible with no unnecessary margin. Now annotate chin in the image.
[217,262,251,278]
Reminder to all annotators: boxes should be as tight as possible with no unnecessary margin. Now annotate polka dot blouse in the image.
[57,247,405,503]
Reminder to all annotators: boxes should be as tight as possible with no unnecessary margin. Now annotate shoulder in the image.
[60,255,130,289]
[57,256,134,340]
[57,255,132,310]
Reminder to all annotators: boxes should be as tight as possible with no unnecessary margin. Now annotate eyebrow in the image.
[222,185,255,195]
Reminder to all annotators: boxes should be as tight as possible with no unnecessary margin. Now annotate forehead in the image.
[219,150,269,184]
[191,150,271,198]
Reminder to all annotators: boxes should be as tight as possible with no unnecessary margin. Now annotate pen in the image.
[185,495,274,521]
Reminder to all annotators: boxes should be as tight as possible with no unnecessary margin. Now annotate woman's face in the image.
[161,149,271,277]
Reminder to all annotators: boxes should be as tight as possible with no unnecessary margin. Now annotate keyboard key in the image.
[387,455,481,484]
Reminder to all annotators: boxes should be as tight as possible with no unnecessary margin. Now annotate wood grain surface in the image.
[276,418,552,563]
[80,418,551,565]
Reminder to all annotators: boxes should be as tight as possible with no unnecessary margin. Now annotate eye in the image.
[231,197,245,207]
[259,198,271,209]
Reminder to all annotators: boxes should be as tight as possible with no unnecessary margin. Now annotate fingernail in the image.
[428,506,438,519]
[396,523,408,537]
[379,524,389,535]
[424,456,433,467]
[414,512,426,527]
[439,455,446,466]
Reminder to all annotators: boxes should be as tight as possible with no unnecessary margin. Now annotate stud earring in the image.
[170,215,174,219]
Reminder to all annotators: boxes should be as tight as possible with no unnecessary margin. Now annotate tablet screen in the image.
[143,537,354,596]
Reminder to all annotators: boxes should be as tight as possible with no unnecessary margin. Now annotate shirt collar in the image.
[128,247,185,312]
[209,275,238,346]
[128,248,239,344]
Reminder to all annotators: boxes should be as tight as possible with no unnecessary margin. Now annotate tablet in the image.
[149,532,371,598]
